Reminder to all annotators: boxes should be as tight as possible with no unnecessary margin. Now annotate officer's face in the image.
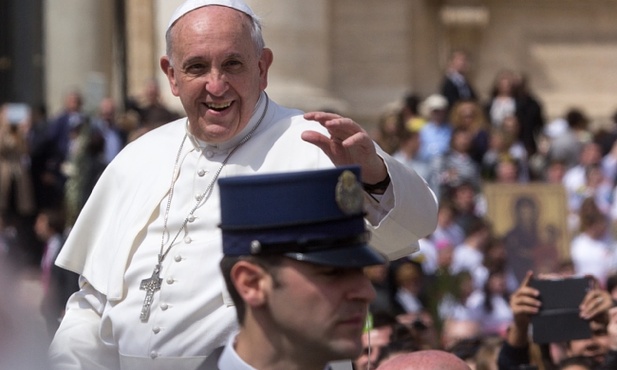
[161,6,271,143]
[265,258,376,365]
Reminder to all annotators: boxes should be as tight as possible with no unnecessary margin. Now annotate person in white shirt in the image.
[48,0,438,368]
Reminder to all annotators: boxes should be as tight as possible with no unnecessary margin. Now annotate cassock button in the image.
[188,215,196,222]
[184,236,192,244]
[166,277,175,285]
[160,302,169,310]
[153,326,161,334]
[195,194,203,201]
[150,351,158,359]
[205,150,214,158]
[197,169,206,177]
[174,255,182,262]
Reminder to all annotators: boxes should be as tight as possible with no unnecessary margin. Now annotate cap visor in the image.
[285,243,386,268]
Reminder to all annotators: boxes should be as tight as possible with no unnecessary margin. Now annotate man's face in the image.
[568,321,609,365]
[161,6,272,143]
[265,258,376,365]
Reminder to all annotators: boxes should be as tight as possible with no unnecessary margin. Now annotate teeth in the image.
[206,102,231,110]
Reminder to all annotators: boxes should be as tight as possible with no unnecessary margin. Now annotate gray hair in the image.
[165,7,265,68]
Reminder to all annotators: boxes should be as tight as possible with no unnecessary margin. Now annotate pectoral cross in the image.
[140,263,162,322]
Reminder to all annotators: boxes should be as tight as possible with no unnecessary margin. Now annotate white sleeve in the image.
[365,148,439,261]
[48,278,119,370]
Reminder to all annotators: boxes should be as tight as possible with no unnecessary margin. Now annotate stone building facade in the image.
[38,0,617,127]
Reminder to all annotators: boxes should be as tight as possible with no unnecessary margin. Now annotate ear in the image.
[160,56,180,97]
[258,48,273,91]
[231,261,269,308]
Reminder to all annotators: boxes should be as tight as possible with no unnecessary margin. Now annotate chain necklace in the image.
[139,95,270,322]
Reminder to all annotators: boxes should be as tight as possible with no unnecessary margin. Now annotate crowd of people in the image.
[1,2,617,368]
[360,50,617,369]
[0,80,182,347]
[0,79,181,266]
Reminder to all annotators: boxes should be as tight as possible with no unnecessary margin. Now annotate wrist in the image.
[362,174,390,194]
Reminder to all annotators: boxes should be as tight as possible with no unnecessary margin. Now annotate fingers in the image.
[511,271,540,316]
[580,289,612,320]
[520,270,534,287]
[303,111,364,140]
[511,286,541,311]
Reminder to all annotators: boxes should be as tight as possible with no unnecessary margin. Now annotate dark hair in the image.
[607,273,617,295]
[565,109,589,130]
[219,255,284,325]
[39,208,66,234]
[557,355,594,370]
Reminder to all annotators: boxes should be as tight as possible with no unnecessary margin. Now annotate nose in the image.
[348,270,376,302]
[204,69,228,97]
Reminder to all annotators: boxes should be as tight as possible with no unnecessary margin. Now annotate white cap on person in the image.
[167,0,256,30]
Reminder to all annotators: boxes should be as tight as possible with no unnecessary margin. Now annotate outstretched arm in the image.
[302,111,438,260]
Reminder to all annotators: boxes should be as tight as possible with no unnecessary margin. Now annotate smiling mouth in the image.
[206,101,232,112]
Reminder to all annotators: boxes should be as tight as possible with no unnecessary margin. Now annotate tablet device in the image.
[529,276,592,343]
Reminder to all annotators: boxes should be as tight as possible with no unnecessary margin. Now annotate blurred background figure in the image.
[440,49,478,110]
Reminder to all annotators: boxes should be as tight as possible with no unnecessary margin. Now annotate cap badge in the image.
[335,170,364,215]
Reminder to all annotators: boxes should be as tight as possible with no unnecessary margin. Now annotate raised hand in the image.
[302,112,388,185]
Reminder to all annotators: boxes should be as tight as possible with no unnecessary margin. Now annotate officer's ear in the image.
[230,260,269,308]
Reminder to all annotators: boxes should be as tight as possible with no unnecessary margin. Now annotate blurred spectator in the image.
[0,104,38,265]
[392,126,430,181]
[34,208,78,337]
[571,198,615,287]
[418,94,452,164]
[431,200,465,249]
[393,260,427,315]
[47,91,86,187]
[440,49,478,110]
[449,181,485,235]
[430,127,481,198]
[135,78,181,128]
[476,237,519,294]
[466,268,513,336]
[355,312,397,370]
[482,126,528,183]
[441,318,481,352]
[366,264,402,317]
[493,157,522,184]
[373,102,404,155]
[512,73,545,157]
[502,115,530,181]
[475,336,503,370]
[528,131,554,181]
[548,108,592,169]
[61,115,106,228]
[411,238,438,276]
[0,105,36,218]
[486,70,518,128]
[451,217,492,288]
[92,97,124,165]
[594,110,617,157]
[401,92,425,133]
[125,79,181,141]
[563,142,604,217]
[450,99,490,165]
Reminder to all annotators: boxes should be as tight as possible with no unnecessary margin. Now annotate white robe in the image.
[49,95,437,369]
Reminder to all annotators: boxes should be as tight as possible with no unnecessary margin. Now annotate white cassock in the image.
[49,92,438,369]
